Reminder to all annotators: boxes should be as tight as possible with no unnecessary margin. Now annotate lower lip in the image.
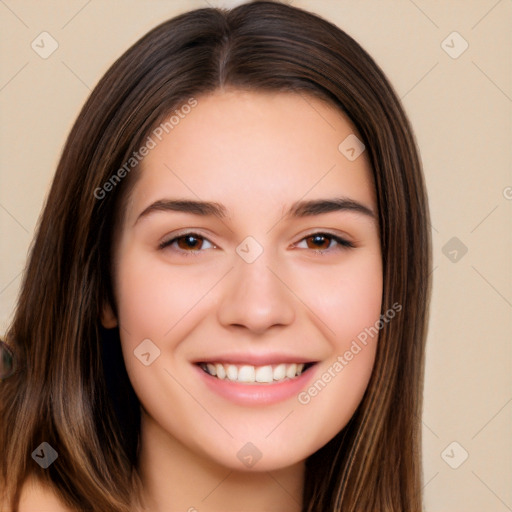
[195,364,317,406]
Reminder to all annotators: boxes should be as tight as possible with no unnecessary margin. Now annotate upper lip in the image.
[193,353,317,366]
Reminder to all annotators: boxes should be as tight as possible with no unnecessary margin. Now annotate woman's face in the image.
[106,90,382,471]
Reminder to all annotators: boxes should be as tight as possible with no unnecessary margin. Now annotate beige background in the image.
[1,1,511,510]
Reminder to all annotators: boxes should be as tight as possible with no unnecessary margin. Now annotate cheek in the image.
[330,259,383,341]
[112,247,222,391]
[114,247,217,339]
[296,345,378,459]
[289,251,383,447]
[292,249,383,342]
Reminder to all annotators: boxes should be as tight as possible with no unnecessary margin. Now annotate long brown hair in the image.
[0,1,431,510]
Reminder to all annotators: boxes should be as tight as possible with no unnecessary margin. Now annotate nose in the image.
[216,253,295,335]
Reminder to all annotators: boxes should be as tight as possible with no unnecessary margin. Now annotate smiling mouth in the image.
[197,362,315,384]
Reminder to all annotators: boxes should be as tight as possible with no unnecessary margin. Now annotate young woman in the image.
[0,1,431,511]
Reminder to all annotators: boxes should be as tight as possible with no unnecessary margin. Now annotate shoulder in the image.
[12,476,75,512]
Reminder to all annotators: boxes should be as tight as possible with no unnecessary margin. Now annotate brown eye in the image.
[176,235,204,251]
[159,233,215,253]
[296,233,354,252]
[305,234,332,250]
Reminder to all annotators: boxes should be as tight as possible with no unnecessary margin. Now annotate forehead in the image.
[124,89,375,223]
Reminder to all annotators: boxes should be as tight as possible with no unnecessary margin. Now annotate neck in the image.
[136,412,304,512]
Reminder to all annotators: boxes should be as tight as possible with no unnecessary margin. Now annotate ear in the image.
[101,302,118,329]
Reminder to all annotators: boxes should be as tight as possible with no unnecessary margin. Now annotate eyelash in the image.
[159,231,355,255]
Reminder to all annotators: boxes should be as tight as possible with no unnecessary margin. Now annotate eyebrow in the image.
[134,197,375,224]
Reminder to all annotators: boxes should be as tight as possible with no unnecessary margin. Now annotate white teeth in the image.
[238,365,255,382]
[202,362,309,383]
[255,365,273,383]
[215,364,226,379]
[226,364,238,381]
[273,364,286,380]
[286,363,297,378]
